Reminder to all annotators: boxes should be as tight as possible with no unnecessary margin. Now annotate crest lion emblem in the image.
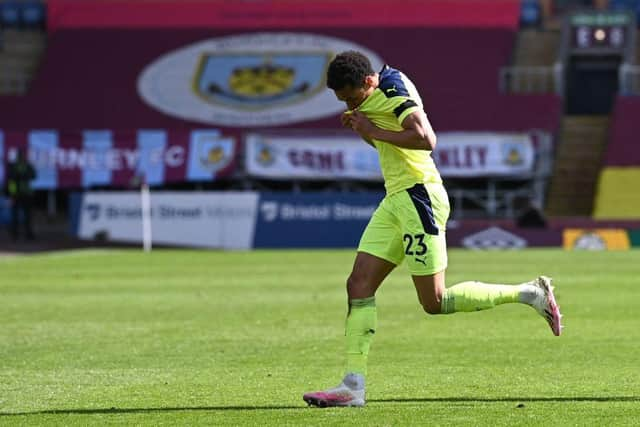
[194,53,329,110]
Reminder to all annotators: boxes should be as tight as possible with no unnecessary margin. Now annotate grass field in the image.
[1,248,639,426]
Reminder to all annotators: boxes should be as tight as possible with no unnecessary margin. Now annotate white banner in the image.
[434,133,535,177]
[78,192,259,249]
[245,132,535,179]
[245,134,382,180]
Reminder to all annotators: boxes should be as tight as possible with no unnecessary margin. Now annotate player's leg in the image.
[9,199,19,241]
[413,271,535,314]
[303,201,403,408]
[413,273,563,336]
[23,197,35,240]
[400,183,563,335]
[344,251,395,377]
[303,253,397,408]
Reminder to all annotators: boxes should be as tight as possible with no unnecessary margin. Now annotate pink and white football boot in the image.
[530,276,563,336]
[303,373,365,407]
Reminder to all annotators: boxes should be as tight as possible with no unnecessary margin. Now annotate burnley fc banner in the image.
[0,129,237,189]
[433,132,536,178]
[245,132,536,180]
[245,133,383,181]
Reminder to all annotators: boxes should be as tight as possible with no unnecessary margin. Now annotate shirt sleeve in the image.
[393,98,420,126]
[385,95,420,126]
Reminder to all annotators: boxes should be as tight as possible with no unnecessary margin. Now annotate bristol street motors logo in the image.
[137,33,384,127]
[260,201,279,222]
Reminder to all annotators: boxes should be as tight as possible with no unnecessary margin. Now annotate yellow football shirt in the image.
[355,65,442,195]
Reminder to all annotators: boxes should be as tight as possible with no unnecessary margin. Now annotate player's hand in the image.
[349,111,376,139]
[340,111,353,128]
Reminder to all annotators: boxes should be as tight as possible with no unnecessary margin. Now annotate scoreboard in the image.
[569,11,636,54]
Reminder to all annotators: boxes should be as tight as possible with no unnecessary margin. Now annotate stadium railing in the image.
[499,63,564,94]
[446,130,554,219]
[619,63,640,94]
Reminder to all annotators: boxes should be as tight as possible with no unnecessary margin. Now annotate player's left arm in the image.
[348,110,436,151]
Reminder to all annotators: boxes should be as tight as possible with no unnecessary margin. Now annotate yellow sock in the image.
[345,297,376,376]
[441,281,521,314]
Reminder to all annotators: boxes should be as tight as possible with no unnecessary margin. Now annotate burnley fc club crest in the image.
[194,53,330,110]
[138,33,385,127]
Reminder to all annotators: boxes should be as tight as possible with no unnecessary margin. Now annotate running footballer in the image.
[302,51,563,408]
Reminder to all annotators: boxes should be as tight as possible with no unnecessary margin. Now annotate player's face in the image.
[333,74,377,110]
[333,85,368,110]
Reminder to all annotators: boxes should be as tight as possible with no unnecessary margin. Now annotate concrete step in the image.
[513,29,561,66]
[0,29,45,95]
[546,115,610,217]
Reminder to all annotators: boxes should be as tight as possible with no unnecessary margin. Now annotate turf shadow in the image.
[370,396,640,403]
[0,405,305,416]
[1,397,639,416]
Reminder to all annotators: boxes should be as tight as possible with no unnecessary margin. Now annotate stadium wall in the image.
[0,28,557,131]
[69,191,640,250]
[46,0,522,31]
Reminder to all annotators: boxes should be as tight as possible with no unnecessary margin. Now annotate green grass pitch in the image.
[1,248,639,426]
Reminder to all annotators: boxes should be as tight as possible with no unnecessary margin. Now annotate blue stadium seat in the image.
[609,0,635,9]
[20,0,45,29]
[0,1,21,28]
[520,0,541,27]
[608,0,640,25]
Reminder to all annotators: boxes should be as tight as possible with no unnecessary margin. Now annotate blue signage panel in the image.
[254,192,384,248]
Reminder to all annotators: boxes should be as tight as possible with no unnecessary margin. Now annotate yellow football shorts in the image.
[358,182,450,275]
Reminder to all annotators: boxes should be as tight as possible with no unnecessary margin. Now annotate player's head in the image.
[327,51,376,110]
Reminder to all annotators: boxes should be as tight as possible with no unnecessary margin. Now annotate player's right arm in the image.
[342,111,375,148]
[349,110,436,151]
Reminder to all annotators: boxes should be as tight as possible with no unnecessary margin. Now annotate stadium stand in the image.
[0,29,45,95]
[0,0,46,95]
[0,1,562,223]
[0,0,45,29]
[13,0,626,250]
[593,97,640,218]
[0,27,560,133]
[546,116,610,216]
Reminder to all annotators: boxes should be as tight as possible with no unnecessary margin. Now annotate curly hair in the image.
[326,51,375,91]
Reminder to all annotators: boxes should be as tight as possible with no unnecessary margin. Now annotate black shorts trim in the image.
[406,184,439,236]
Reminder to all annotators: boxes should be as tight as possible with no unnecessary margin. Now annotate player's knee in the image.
[421,291,443,315]
[346,272,364,293]
[346,272,374,299]
[422,301,442,315]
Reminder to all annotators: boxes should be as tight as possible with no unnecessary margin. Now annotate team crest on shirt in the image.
[193,53,330,110]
